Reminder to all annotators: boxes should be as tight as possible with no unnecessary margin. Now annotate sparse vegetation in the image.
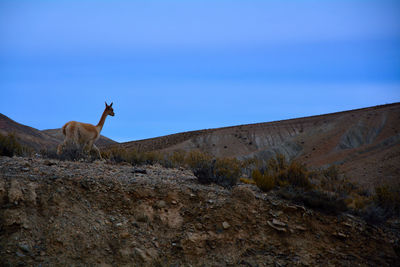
[101,147,165,166]
[252,169,275,192]
[359,183,400,224]
[250,154,312,191]
[36,144,400,221]
[213,157,241,187]
[184,150,241,187]
[240,177,256,185]
[374,184,400,213]
[169,150,186,168]
[278,187,348,215]
[184,150,212,170]
[0,132,29,157]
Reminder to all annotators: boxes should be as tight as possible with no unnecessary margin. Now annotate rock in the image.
[132,168,147,174]
[16,251,25,257]
[44,160,56,166]
[294,225,307,231]
[119,248,132,259]
[272,219,286,227]
[26,182,38,205]
[120,232,130,239]
[171,200,177,205]
[18,243,31,253]
[333,232,348,239]
[3,209,28,227]
[267,220,287,232]
[231,186,255,203]
[341,222,352,228]
[0,179,6,205]
[157,200,167,209]
[134,248,150,262]
[222,221,230,229]
[9,179,23,204]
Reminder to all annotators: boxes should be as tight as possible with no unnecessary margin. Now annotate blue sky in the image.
[1,1,400,142]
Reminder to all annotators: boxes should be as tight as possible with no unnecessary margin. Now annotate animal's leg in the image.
[85,140,94,156]
[57,143,64,155]
[92,144,103,160]
[57,138,70,155]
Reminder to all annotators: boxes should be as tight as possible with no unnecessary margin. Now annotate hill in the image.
[119,103,400,189]
[0,114,60,151]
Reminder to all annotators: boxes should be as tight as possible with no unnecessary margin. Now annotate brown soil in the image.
[1,156,399,266]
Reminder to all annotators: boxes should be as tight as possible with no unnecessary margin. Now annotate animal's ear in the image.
[105,101,108,107]
[110,102,113,107]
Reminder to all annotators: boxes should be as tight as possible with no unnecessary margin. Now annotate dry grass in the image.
[252,169,275,192]
[0,132,31,157]
[250,154,312,191]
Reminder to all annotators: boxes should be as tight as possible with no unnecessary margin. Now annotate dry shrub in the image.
[169,150,187,168]
[102,147,163,166]
[285,161,312,189]
[144,151,163,165]
[346,194,371,211]
[214,157,241,187]
[252,169,275,192]
[317,165,356,195]
[58,147,90,161]
[240,177,256,185]
[241,157,262,177]
[267,153,287,173]
[251,154,312,192]
[0,133,25,157]
[102,147,130,163]
[278,187,348,215]
[374,184,400,215]
[187,151,241,188]
[185,150,212,170]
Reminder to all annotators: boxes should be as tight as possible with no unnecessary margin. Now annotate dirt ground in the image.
[1,156,399,266]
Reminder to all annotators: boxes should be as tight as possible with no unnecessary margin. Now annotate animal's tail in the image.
[61,123,68,136]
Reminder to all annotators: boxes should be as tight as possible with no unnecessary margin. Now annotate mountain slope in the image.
[0,114,60,151]
[120,103,400,188]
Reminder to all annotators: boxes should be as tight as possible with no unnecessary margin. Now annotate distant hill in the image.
[43,128,116,147]
[0,114,60,151]
[0,113,117,151]
[119,103,400,188]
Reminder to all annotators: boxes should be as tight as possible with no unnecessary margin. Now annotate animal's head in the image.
[105,102,115,116]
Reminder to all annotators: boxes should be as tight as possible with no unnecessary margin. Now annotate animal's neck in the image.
[96,109,108,132]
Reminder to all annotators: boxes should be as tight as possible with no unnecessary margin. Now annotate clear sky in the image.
[1,1,400,142]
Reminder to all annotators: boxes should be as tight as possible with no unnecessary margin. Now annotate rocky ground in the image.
[0,156,399,266]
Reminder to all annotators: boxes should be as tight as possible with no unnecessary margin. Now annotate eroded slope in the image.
[0,157,398,266]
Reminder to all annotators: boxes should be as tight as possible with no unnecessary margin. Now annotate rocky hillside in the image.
[0,113,117,151]
[1,156,399,266]
[120,103,400,189]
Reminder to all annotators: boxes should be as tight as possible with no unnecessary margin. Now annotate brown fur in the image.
[57,102,114,159]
